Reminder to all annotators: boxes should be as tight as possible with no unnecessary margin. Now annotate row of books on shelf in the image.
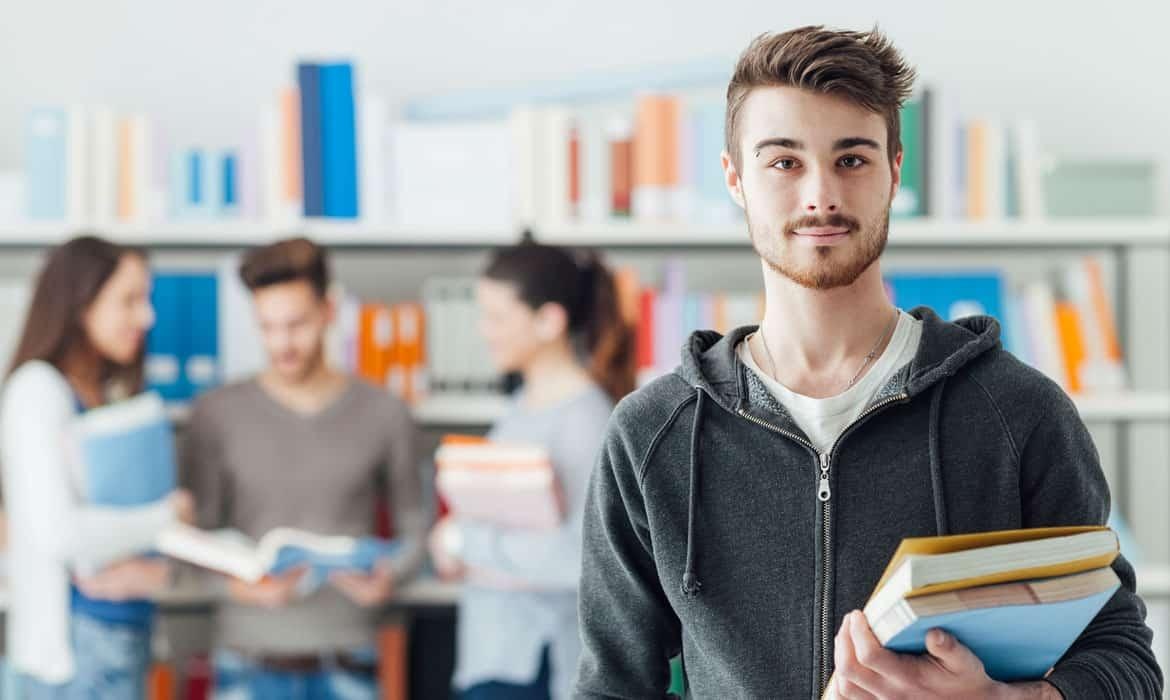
[17,55,1157,231]
[0,257,1130,416]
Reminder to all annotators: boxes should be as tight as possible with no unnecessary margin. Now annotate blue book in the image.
[222,151,238,214]
[157,525,401,583]
[298,63,325,217]
[76,392,176,507]
[184,273,220,398]
[146,272,187,402]
[878,569,1119,682]
[320,62,359,218]
[884,271,1007,348]
[25,108,68,220]
[189,150,203,210]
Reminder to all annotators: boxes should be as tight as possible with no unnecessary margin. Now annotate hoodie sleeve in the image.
[573,403,683,699]
[1017,387,1163,699]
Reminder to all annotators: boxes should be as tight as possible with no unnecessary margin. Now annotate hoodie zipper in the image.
[737,390,909,698]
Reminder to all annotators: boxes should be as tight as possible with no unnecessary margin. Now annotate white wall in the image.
[0,0,1168,210]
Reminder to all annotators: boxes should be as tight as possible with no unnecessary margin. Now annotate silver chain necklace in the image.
[756,309,899,393]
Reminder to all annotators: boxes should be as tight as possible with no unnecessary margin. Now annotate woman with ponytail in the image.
[429,241,634,700]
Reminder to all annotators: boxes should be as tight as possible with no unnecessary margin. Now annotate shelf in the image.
[0,218,1165,251]
[540,218,1170,249]
[0,221,519,250]
[165,390,1167,427]
[1073,392,1170,422]
[167,393,511,428]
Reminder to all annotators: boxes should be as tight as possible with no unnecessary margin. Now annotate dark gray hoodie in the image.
[573,308,1161,699]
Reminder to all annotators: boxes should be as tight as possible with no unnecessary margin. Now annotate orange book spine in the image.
[569,125,581,218]
[147,662,176,700]
[117,118,134,221]
[279,87,303,204]
[1084,257,1122,362]
[966,121,987,220]
[358,304,393,386]
[1054,302,1086,394]
[611,138,632,216]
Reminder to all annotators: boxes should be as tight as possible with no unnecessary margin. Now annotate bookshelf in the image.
[0,217,1166,250]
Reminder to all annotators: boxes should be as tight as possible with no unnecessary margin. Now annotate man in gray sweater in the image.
[573,26,1161,700]
[182,238,426,699]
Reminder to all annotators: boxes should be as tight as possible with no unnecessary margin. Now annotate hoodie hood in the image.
[676,306,1003,414]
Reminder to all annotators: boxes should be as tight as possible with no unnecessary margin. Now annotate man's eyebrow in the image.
[753,137,803,154]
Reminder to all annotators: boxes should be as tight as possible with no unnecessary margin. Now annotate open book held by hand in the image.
[157,524,400,583]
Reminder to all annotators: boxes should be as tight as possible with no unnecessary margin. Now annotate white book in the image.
[91,107,118,226]
[390,121,512,229]
[578,111,611,222]
[156,524,398,584]
[541,107,573,226]
[1013,118,1045,221]
[358,93,389,224]
[66,106,89,226]
[984,118,1006,220]
[1022,280,1067,389]
[510,107,543,229]
[217,254,266,383]
[422,278,451,391]
[864,529,1118,626]
[259,104,284,223]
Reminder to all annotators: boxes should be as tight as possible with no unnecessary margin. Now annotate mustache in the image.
[784,213,860,235]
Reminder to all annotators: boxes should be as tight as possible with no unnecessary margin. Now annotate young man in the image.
[182,238,426,699]
[574,27,1161,700]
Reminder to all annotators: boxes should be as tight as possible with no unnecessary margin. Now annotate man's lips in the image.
[792,226,851,236]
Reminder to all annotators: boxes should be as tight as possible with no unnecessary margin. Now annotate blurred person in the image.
[429,241,633,700]
[0,235,194,698]
[182,237,425,700]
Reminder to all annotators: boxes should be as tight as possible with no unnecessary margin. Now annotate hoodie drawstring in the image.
[681,388,706,597]
[928,378,950,537]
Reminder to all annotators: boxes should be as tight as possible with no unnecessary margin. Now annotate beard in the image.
[746,197,890,290]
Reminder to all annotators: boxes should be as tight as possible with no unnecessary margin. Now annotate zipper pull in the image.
[818,453,831,502]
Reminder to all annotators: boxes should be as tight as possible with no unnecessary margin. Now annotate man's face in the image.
[251,279,332,383]
[724,86,901,290]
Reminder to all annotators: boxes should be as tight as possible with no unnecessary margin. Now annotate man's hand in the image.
[329,561,396,607]
[226,567,307,609]
[75,556,172,601]
[827,611,1062,700]
[428,517,467,582]
[168,489,196,525]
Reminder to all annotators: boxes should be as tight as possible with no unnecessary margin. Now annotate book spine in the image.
[320,63,360,218]
[297,63,325,217]
[26,108,68,220]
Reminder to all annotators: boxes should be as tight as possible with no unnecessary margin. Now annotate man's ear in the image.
[722,151,746,209]
[890,147,903,202]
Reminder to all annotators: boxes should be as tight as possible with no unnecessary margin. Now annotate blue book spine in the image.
[25,108,68,220]
[885,272,1005,325]
[188,150,203,213]
[298,63,325,217]
[146,273,186,402]
[694,104,728,216]
[320,63,359,218]
[184,273,220,397]
[222,151,238,214]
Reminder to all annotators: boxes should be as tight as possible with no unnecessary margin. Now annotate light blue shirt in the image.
[452,382,613,699]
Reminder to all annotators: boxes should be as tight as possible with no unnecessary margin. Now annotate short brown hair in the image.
[725,26,917,170]
[239,237,330,298]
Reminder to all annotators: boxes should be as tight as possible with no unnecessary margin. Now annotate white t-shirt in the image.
[737,310,923,455]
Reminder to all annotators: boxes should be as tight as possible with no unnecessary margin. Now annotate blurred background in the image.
[0,1,1168,697]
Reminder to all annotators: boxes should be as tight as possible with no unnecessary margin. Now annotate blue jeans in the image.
[213,649,378,700]
[16,612,151,699]
[458,645,552,700]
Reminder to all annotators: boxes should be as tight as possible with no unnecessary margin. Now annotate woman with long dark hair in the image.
[429,240,635,700]
[0,236,193,698]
